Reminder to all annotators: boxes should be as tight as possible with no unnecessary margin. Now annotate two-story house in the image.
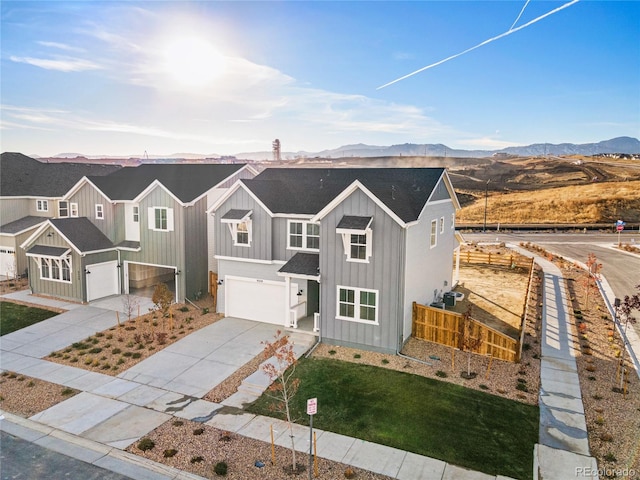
[20,163,255,303]
[0,152,121,279]
[209,167,461,354]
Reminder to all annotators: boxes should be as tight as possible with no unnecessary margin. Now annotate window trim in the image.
[221,211,252,247]
[38,256,72,283]
[36,200,49,212]
[132,206,139,223]
[440,216,445,234]
[336,285,379,325]
[430,219,437,248]
[59,201,69,217]
[287,220,320,251]
[339,228,372,263]
[95,204,104,220]
[148,206,174,232]
[70,203,78,217]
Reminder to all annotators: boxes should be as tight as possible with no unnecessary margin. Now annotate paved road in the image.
[463,231,640,336]
[0,431,133,480]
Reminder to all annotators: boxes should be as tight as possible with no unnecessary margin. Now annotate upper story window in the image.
[336,286,379,324]
[95,204,104,220]
[336,215,373,263]
[36,200,48,212]
[221,209,252,247]
[440,216,445,234]
[133,206,139,222]
[59,201,79,218]
[430,219,437,248]
[148,207,174,232]
[288,220,320,251]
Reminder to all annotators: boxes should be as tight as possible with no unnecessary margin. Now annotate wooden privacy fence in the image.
[412,302,520,362]
[461,251,534,270]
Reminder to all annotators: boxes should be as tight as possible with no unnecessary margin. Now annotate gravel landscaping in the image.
[0,372,79,417]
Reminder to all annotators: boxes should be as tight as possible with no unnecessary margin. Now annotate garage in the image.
[0,249,17,278]
[86,260,120,301]
[225,276,292,325]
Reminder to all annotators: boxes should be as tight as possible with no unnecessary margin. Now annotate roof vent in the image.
[391,185,396,200]
[320,178,323,189]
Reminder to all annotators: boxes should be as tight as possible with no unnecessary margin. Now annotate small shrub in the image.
[17,376,25,381]
[27,380,35,387]
[586,365,596,372]
[604,452,617,462]
[344,466,356,479]
[137,438,155,451]
[163,449,178,458]
[588,376,597,381]
[72,342,90,350]
[516,383,529,392]
[213,461,228,476]
[112,348,122,355]
[91,338,99,344]
[353,354,361,359]
[592,394,603,400]
[172,420,184,427]
[595,416,605,425]
[191,456,204,464]
[133,333,142,344]
[600,433,613,442]
[179,306,189,312]
[84,357,93,365]
[202,308,209,315]
[522,343,531,351]
[70,357,78,363]
[95,332,104,338]
[123,351,133,357]
[193,427,205,435]
[435,370,448,378]
[137,343,144,350]
[132,352,142,359]
[517,378,527,384]
[61,387,75,396]
[381,358,389,365]
[156,332,168,345]
[479,384,489,390]
[328,350,337,355]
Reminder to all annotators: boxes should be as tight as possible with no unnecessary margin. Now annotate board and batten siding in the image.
[271,217,317,262]
[403,196,456,344]
[120,187,185,300]
[320,189,405,354]
[0,199,33,225]
[184,196,208,300]
[26,224,84,302]
[68,182,117,241]
[214,187,272,261]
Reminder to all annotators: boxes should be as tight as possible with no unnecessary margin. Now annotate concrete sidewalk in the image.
[2,290,519,480]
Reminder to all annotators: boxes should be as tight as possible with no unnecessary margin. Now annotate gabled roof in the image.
[0,216,46,235]
[241,168,450,223]
[277,252,320,279]
[22,218,115,255]
[26,245,71,258]
[86,163,246,203]
[0,152,121,197]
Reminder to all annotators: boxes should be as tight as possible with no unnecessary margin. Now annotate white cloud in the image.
[457,137,519,149]
[37,41,85,53]
[9,55,102,72]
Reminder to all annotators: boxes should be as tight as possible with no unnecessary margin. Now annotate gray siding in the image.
[68,183,117,240]
[403,198,456,343]
[0,199,32,225]
[271,217,316,262]
[214,187,272,261]
[320,189,404,354]
[120,187,185,301]
[184,196,208,300]
[430,176,450,202]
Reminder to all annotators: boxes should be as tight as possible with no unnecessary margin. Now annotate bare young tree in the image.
[457,307,484,378]
[121,294,140,322]
[615,284,640,390]
[582,253,602,310]
[261,331,301,473]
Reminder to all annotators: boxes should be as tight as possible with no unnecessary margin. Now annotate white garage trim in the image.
[86,260,120,302]
[225,275,296,325]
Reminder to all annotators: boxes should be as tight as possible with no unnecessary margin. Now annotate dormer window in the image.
[221,209,253,247]
[36,200,49,212]
[288,220,320,251]
[336,215,373,263]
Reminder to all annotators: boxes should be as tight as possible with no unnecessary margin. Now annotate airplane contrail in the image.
[510,0,531,30]
[377,0,580,90]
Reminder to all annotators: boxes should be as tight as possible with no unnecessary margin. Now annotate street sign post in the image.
[307,398,317,480]
[616,220,625,246]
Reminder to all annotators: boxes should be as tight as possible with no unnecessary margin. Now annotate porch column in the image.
[284,275,292,327]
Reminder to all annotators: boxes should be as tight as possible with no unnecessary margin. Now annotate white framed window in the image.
[148,207,174,232]
[221,210,252,247]
[338,229,372,262]
[133,206,139,222]
[287,220,320,251]
[451,212,455,229]
[36,200,49,212]
[95,204,104,220]
[336,286,379,324]
[430,219,437,248]
[59,201,69,217]
[38,257,72,283]
[440,216,445,234]
[70,203,78,217]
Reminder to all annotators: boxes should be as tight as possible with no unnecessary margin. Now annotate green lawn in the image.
[247,357,538,480]
[0,302,58,336]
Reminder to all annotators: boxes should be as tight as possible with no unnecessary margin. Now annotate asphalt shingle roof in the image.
[26,245,70,257]
[0,153,121,197]
[242,168,445,223]
[0,216,46,234]
[278,253,320,277]
[88,163,246,203]
[50,218,115,253]
[336,215,373,231]
[221,209,252,221]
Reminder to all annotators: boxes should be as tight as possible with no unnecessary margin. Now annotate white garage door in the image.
[225,277,288,325]
[0,249,17,278]
[86,261,119,301]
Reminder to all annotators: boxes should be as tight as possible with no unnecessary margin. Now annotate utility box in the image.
[443,292,456,307]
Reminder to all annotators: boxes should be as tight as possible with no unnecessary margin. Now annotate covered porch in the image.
[277,252,320,334]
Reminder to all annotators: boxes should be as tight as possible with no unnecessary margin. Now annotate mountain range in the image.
[45,136,639,161]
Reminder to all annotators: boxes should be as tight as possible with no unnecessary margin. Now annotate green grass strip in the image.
[247,357,538,480]
[0,302,58,336]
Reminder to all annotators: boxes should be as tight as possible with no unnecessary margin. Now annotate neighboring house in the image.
[0,152,121,278]
[209,167,461,354]
[20,163,255,303]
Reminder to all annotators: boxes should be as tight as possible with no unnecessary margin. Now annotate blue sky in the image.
[1,1,638,157]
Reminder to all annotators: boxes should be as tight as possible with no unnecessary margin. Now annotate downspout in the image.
[396,224,433,366]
